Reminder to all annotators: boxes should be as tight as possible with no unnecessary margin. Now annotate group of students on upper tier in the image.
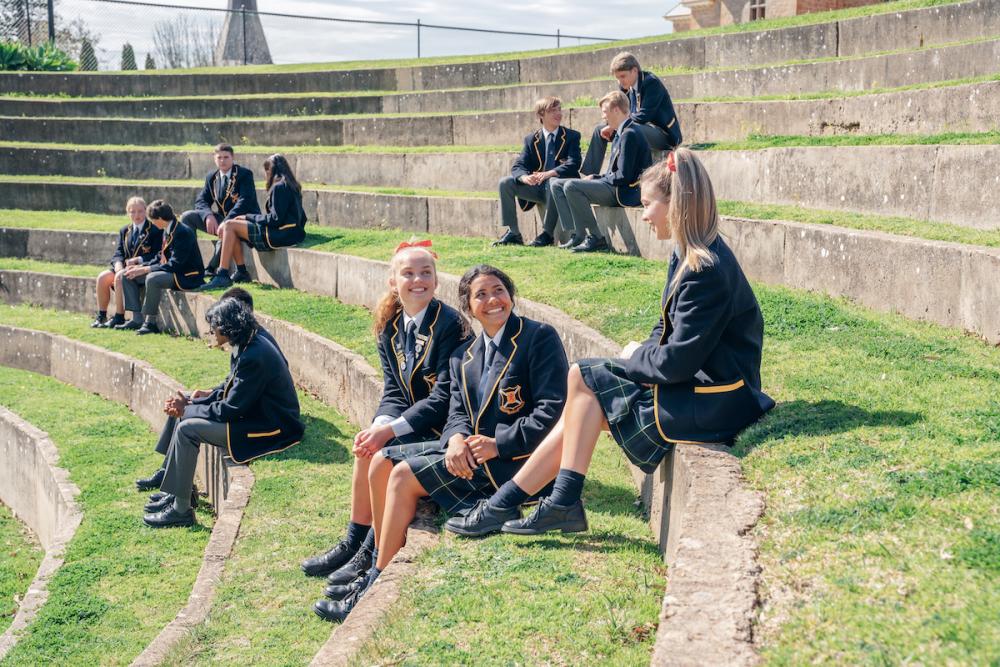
[89,144,307,333]
[494,51,682,253]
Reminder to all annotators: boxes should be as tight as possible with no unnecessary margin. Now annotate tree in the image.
[144,53,155,70]
[55,17,100,66]
[120,42,136,70]
[78,36,96,70]
[153,14,219,69]
[0,0,46,44]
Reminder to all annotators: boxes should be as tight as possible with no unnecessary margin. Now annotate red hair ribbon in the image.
[666,151,677,173]
[394,238,438,258]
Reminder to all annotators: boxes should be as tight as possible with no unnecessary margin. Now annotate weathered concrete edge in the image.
[0,407,83,662]
[0,272,438,667]
[0,321,255,667]
[0,263,764,664]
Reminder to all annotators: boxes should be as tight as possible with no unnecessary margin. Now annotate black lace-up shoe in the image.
[501,497,588,535]
[444,499,520,537]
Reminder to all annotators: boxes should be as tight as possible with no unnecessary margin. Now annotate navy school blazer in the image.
[203,325,286,395]
[510,126,582,212]
[147,219,205,290]
[245,179,307,249]
[599,118,653,208]
[184,328,304,464]
[440,313,569,489]
[623,237,775,444]
[375,299,471,438]
[110,220,162,269]
[194,164,261,222]
[621,69,683,148]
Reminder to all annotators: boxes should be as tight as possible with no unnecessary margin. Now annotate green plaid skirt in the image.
[382,439,494,515]
[578,358,674,474]
[245,221,272,251]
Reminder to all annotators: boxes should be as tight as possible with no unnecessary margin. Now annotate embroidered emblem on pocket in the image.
[424,373,437,391]
[499,385,524,415]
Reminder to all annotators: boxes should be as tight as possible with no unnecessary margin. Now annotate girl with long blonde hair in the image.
[445,148,775,537]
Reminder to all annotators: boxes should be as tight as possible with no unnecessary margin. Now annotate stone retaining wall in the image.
[0,0,989,97]
[2,36,998,120]
[4,143,997,230]
[3,79,997,146]
[0,406,82,661]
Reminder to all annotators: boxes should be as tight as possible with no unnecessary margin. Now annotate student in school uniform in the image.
[313,265,569,623]
[142,298,304,528]
[446,149,774,538]
[181,143,260,279]
[91,196,162,329]
[548,91,652,253]
[309,243,470,619]
[136,287,286,495]
[302,242,469,588]
[202,154,307,290]
[580,51,682,177]
[493,97,581,248]
[117,200,205,335]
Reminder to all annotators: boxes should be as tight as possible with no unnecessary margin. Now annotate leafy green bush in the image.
[79,38,96,71]
[0,40,77,71]
[121,42,136,70]
[144,53,155,70]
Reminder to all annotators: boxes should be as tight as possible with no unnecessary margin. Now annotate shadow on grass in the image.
[271,412,351,465]
[584,476,647,520]
[522,531,662,560]
[733,399,922,457]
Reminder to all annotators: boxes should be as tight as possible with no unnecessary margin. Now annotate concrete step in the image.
[2,142,999,230]
[3,37,998,119]
[0,0,990,98]
[2,79,998,147]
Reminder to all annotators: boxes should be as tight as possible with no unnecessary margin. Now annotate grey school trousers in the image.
[498,175,560,235]
[158,416,228,498]
[581,122,671,176]
[121,270,175,318]
[548,178,618,239]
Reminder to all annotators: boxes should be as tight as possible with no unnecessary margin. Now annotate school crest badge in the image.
[498,385,524,415]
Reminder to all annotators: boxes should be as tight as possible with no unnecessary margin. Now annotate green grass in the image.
[63,0,966,75]
[698,130,1000,151]
[0,501,43,635]
[0,141,520,155]
[0,362,212,666]
[0,298,665,665]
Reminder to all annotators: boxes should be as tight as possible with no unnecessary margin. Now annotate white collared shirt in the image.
[372,305,430,437]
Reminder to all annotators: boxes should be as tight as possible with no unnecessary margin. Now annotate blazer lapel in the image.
[531,131,543,171]
[553,126,567,162]
[388,312,410,401]
[474,314,522,426]
[408,300,440,383]
[462,336,485,417]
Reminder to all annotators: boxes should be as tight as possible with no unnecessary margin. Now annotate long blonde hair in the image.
[640,147,719,300]
[372,246,438,336]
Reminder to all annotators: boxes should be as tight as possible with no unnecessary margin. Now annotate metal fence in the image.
[4,0,618,71]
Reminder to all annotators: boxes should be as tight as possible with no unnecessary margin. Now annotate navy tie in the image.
[610,131,622,169]
[543,133,557,170]
[404,321,416,376]
[477,341,497,406]
[628,88,638,114]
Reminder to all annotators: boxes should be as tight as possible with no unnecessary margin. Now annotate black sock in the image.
[98,310,107,319]
[549,469,586,506]
[488,480,529,511]
[236,264,246,273]
[345,521,370,548]
[360,527,375,553]
[216,267,228,276]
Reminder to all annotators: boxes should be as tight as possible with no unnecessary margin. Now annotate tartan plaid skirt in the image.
[245,221,272,251]
[381,439,494,515]
[578,357,674,474]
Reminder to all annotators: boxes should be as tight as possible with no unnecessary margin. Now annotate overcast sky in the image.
[56,0,677,68]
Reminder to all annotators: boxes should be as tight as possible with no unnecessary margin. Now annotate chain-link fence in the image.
[5,0,618,71]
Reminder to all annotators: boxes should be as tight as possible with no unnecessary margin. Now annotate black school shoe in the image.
[324,571,367,600]
[558,234,581,249]
[231,269,252,284]
[201,272,233,291]
[325,544,373,586]
[135,467,165,491]
[571,234,609,253]
[101,314,126,329]
[301,538,360,577]
[115,319,142,331]
[528,231,554,247]
[491,230,523,247]
[501,497,588,535]
[143,506,195,528]
[90,314,106,328]
[314,574,374,622]
[136,322,161,336]
[444,499,520,538]
[144,489,199,513]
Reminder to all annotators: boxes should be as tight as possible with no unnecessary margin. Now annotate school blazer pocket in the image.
[691,378,759,432]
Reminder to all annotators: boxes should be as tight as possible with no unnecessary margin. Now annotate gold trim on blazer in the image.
[694,379,745,394]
